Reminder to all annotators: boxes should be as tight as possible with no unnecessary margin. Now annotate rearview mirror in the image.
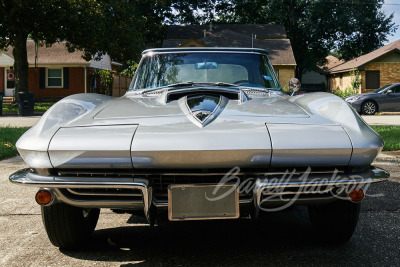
[195,62,218,69]
[385,89,393,94]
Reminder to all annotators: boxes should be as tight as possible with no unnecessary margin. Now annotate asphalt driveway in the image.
[0,155,399,266]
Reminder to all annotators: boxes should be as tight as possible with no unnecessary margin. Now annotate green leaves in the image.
[350,68,363,92]
[1,0,395,94]
[192,0,396,76]
[93,69,114,96]
[0,0,170,95]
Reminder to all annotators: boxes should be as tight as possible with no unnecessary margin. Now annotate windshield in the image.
[130,52,280,90]
[373,85,391,93]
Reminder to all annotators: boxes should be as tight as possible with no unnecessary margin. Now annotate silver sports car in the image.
[10,48,389,249]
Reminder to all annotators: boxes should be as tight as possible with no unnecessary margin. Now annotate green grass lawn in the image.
[0,127,29,160]
[372,126,400,151]
[2,102,53,114]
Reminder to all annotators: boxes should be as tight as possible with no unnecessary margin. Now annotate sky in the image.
[381,0,400,44]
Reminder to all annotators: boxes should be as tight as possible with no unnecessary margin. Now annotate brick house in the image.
[162,24,297,88]
[0,40,121,101]
[326,39,400,93]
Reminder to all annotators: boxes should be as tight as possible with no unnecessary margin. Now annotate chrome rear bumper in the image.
[9,167,389,219]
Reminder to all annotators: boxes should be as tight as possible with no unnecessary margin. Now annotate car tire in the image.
[308,200,360,243]
[362,100,377,115]
[41,203,100,249]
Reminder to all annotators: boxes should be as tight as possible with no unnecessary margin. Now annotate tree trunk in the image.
[12,34,29,95]
[296,67,304,82]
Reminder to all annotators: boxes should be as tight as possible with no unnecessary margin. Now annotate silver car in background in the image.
[345,83,400,115]
[10,48,389,249]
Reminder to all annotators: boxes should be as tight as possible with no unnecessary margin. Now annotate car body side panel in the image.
[384,92,400,111]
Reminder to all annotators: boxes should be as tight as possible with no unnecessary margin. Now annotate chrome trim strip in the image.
[66,188,143,197]
[56,171,322,176]
[153,197,253,208]
[263,188,333,195]
[52,188,144,209]
[143,51,268,55]
[9,169,152,221]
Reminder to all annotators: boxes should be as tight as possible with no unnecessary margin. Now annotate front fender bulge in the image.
[16,93,113,168]
[267,124,352,167]
[293,92,383,166]
[48,125,137,168]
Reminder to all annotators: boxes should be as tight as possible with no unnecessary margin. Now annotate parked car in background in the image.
[345,83,400,115]
[10,48,389,249]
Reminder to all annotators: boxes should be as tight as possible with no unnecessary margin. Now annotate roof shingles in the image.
[329,39,400,73]
[163,25,296,66]
[3,40,89,65]
[166,24,287,39]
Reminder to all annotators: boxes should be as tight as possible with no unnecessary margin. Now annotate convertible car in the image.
[10,48,389,249]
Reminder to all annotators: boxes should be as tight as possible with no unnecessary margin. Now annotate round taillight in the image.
[35,189,53,205]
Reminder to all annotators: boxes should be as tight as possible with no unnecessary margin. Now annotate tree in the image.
[0,0,70,94]
[331,0,397,60]
[169,0,230,24]
[0,0,169,96]
[193,0,396,78]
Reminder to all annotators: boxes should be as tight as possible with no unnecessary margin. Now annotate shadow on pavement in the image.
[59,181,400,266]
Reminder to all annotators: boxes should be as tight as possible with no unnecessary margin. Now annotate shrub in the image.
[350,68,362,92]
[332,87,357,98]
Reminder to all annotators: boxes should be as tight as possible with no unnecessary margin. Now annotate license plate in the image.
[168,184,239,221]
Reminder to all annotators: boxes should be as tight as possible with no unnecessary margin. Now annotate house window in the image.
[46,68,63,88]
[366,71,380,89]
[340,74,343,87]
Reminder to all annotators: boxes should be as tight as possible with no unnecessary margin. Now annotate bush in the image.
[332,87,357,98]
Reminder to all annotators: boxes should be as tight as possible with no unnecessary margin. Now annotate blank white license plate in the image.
[168,184,239,221]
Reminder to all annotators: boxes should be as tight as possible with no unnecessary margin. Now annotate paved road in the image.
[1,155,399,266]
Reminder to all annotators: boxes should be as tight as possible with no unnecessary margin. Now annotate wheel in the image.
[362,100,377,115]
[308,200,360,243]
[41,203,100,249]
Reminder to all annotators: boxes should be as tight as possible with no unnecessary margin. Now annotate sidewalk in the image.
[380,150,400,158]
[361,115,400,126]
[0,115,41,127]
